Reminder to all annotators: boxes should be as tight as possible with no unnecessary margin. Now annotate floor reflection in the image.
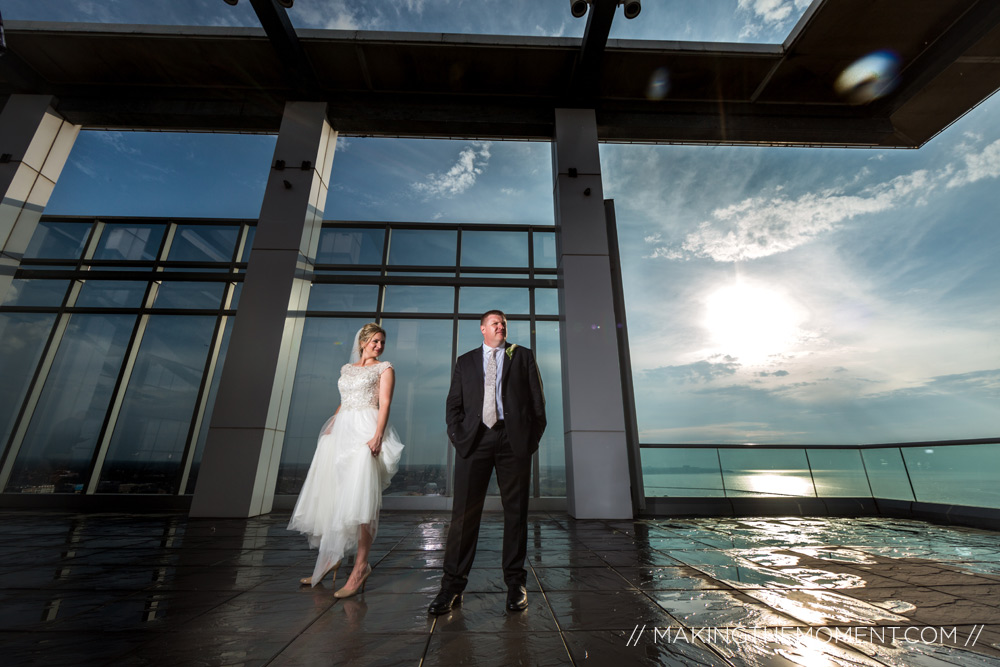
[0,511,999,664]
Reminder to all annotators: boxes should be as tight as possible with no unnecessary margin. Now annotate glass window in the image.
[457,318,530,355]
[461,231,528,267]
[861,448,915,501]
[228,282,243,310]
[380,319,453,496]
[323,138,553,224]
[185,317,234,494]
[459,287,529,315]
[240,226,256,263]
[153,282,225,309]
[317,270,382,276]
[278,317,369,494]
[387,229,457,266]
[454,317,550,497]
[167,225,239,262]
[98,315,217,494]
[535,288,559,316]
[383,285,454,313]
[307,284,378,312]
[316,228,385,265]
[22,221,90,260]
[16,264,77,272]
[2,279,70,307]
[719,448,816,497]
[534,320,565,496]
[93,224,165,261]
[533,231,557,269]
[459,272,529,279]
[160,267,230,274]
[6,314,136,493]
[0,313,57,451]
[641,447,725,497]
[807,448,872,497]
[903,444,1000,509]
[86,265,152,272]
[76,281,148,309]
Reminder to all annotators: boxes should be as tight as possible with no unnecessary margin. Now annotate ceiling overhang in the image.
[2,0,999,147]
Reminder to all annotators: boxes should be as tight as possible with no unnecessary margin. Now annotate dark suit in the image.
[441,341,546,593]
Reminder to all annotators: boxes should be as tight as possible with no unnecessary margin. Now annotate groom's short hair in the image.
[480,309,507,325]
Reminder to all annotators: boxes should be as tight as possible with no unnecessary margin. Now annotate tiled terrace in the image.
[2,510,1000,666]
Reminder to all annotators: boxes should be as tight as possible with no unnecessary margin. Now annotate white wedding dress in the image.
[287,360,404,585]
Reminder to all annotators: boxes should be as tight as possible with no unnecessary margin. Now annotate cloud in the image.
[664,184,915,262]
[872,368,1000,400]
[642,356,741,384]
[737,0,811,39]
[737,0,798,24]
[412,142,492,198]
[537,20,568,37]
[640,421,804,443]
[644,160,947,263]
[639,131,1000,265]
[395,0,427,14]
[292,1,369,30]
[289,0,431,31]
[72,158,99,178]
[95,132,141,155]
[946,139,1000,188]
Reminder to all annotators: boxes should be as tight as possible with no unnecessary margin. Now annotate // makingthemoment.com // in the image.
[625,625,986,648]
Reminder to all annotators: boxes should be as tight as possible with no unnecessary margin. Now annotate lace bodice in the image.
[338,361,392,412]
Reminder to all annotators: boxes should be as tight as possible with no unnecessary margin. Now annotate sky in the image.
[12,0,1000,446]
[4,0,811,42]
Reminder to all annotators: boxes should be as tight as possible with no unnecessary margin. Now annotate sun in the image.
[704,283,804,364]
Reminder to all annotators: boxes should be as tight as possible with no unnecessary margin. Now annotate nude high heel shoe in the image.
[300,560,341,586]
[333,563,371,598]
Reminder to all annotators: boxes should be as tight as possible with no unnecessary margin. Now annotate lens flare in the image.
[646,67,670,100]
[834,50,900,104]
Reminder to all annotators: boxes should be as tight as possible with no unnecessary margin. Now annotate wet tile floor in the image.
[2,511,1000,666]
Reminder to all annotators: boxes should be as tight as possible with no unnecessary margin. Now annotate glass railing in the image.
[640,439,1000,509]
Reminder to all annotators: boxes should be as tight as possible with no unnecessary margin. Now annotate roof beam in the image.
[570,0,618,101]
[247,0,318,94]
[876,0,1000,115]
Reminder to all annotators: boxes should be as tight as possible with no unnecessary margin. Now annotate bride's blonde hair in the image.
[357,322,386,356]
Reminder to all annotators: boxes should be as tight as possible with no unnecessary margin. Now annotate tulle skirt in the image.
[287,407,404,585]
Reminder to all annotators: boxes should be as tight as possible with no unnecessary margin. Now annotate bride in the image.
[287,323,404,597]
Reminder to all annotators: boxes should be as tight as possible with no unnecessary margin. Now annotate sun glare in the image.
[743,473,814,497]
[704,283,804,364]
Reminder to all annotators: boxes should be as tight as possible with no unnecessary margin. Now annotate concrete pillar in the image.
[552,108,633,519]
[0,96,80,304]
[190,101,336,518]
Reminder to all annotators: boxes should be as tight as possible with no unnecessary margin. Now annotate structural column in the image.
[190,101,336,518]
[552,108,633,519]
[0,95,80,305]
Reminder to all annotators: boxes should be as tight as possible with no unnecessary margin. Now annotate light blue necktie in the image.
[483,348,497,427]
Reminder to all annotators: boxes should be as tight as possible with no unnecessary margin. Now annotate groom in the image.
[429,310,546,615]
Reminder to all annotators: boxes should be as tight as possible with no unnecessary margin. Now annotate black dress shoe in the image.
[506,585,528,611]
[428,589,462,615]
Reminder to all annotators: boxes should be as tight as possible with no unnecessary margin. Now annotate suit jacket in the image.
[446,342,546,459]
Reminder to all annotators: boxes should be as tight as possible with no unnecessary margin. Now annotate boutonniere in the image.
[505,344,518,360]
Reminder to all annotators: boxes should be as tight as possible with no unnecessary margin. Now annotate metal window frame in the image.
[2,216,566,501]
